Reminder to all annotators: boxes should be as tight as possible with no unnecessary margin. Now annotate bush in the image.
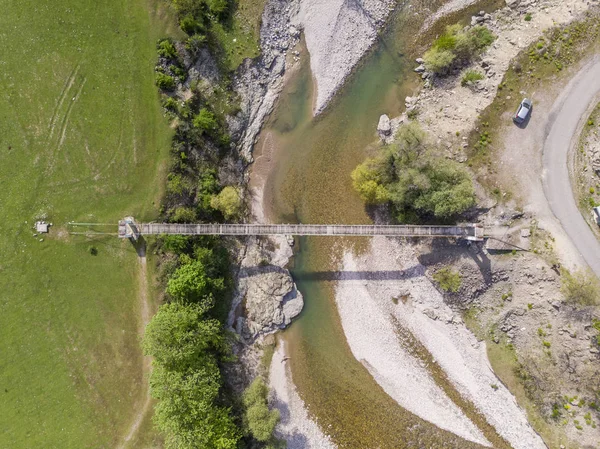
[157,39,178,59]
[193,108,218,135]
[210,186,242,220]
[524,13,532,21]
[166,256,225,307]
[243,378,280,442]
[171,206,197,223]
[180,15,203,35]
[351,158,390,204]
[423,47,456,74]
[561,270,599,306]
[461,69,485,86]
[156,72,176,91]
[433,267,462,293]
[424,24,495,75]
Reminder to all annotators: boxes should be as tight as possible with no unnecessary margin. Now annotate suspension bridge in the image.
[68,217,486,241]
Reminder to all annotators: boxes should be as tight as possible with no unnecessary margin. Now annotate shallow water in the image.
[257,1,504,447]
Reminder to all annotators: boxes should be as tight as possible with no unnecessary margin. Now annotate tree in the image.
[243,378,280,442]
[193,108,218,135]
[143,303,225,370]
[352,123,475,220]
[150,364,240,449]
[210,186,242,220]
[351,158,390,204]
[166,256,225,306]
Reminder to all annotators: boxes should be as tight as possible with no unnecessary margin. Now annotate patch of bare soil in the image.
[117,243,154,449]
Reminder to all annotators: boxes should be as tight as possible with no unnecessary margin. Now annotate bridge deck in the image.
[135,223,480,238]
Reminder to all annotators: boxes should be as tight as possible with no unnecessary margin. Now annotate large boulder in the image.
[231,236,304,341]
[377,114,392,137]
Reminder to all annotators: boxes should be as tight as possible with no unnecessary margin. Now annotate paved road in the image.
[543,56,600,277]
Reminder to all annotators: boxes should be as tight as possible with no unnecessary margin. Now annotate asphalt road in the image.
[542,56,600,277]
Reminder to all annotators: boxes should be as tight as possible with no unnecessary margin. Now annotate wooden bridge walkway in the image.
[119,220,484,240]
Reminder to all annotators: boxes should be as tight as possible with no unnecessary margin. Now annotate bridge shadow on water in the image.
[238,264,425,282]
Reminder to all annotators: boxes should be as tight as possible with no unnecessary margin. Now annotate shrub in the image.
[423,47,456,74]
[424,24,495,75]
[171,206,197,223]
[193,108,218,135]
[243,378,280,442]
[185,34,206,54]
[351,158,390,204]
[88,245,98,256]
[561,270,599,306]
[157,39,178,59]
[525,13,532,21]
[180,15,203,35]
[210,186,242,220]
[461,70,485,86]
[433,267,462,293]
[156,72,176,91]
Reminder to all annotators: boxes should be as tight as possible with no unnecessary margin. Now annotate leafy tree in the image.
[243,378,280,442]
[210,186,242,220]
[143,303,225,370]
[161,234,190,254]
[171,206,197,223]
[351,124,475,220]
[150,364,240,449]
[197,168,220,215]
[193,108,218,135]
[166,256,225,306]
[351,158,389,204]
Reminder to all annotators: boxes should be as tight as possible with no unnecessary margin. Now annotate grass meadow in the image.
[0,0,179,447]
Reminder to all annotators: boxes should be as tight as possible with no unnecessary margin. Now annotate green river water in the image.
[257,1,504,447]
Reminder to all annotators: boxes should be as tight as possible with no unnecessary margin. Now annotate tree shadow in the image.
[418,239,493,285]
[270,389,310,449]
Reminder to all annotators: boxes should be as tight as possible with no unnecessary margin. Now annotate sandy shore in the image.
[335,237,547,449]
[268,341,337,449]
[293,0,395,115]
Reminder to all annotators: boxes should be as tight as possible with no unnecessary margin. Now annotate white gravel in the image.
[269,341,337,449]
[293,0,395,115]
[335,236,548,449]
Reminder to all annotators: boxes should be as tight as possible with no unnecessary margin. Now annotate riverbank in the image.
[268,341,336,449]
[335,237,547,449]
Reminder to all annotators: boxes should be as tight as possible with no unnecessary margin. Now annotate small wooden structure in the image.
[35,221,50,233]
[118,217,140,241]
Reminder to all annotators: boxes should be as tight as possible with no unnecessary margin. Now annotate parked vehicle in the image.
[593,206,600,225]
[513,98,533,124]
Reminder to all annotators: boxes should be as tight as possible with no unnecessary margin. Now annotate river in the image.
[253,1,503,447]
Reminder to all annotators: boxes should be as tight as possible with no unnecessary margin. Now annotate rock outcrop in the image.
[230,235,303,342]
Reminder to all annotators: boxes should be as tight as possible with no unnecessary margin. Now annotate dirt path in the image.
[117,241,153,449]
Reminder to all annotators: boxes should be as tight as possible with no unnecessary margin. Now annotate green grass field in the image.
[0,0,178,447]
